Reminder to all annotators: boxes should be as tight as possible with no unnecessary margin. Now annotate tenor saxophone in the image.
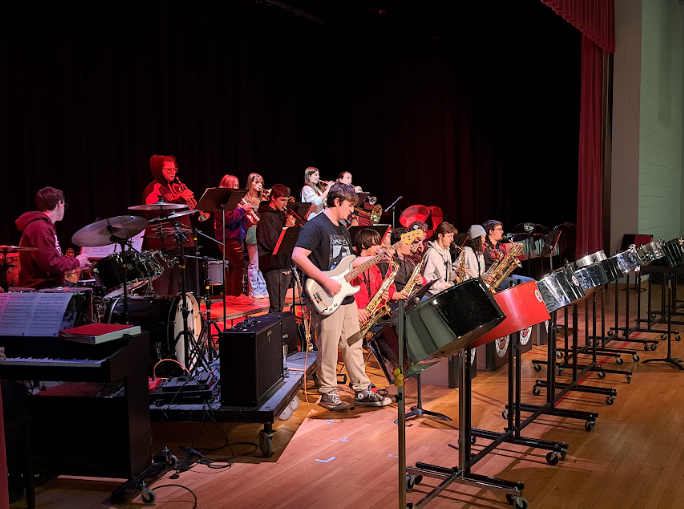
[482,242,524,291]
[359,261,399,337]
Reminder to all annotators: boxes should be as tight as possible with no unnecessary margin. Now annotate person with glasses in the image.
[142,154,196,296]
[482,219,534,289]
[15,186,90,289]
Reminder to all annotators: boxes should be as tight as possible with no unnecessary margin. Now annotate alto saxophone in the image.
[482,242,524,291]
[359,261,399,337]
[402,257,424,299]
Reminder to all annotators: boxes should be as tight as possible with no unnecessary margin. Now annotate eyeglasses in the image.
[163,167,179,173]
[493,227,503,231]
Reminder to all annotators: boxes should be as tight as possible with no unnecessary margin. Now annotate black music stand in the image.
[539,230,562,272]
[273,226,302,317]
[356,192,370,203]
[196,187,247,329]
[452,233,468,248]
[288,202,313,220]
[349,224,390,245]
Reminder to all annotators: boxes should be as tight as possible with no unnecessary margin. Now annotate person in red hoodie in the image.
[15,187,90,289]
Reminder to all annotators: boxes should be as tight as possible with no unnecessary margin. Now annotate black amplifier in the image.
[219,314,284,407]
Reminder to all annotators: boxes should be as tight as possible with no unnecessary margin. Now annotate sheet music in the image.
[0,292,73,336]
[80,231,145,259]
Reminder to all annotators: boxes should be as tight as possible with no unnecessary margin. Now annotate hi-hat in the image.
[128,201,188,211]
[72,216,148,247]
[147,209,198,225]
[0,245,39,254]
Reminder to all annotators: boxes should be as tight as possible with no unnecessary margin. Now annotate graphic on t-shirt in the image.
[330,235,352,270]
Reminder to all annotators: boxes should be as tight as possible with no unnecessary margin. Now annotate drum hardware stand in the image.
[606,269,658,350]
[385,195,403,229]
[170,223,210,373]
[640,266,684,370]
[517,309,599,431]
[473,330,568,466]
[395,372,451,423]
[406,346,527,509]
[197,256,221,361]
[108,233,132,324]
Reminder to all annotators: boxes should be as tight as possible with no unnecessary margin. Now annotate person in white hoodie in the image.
[422,221,459,296]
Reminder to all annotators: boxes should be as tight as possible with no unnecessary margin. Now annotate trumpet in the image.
[240,196,260,224]
[354,204,383,225]
[172,178,210,222]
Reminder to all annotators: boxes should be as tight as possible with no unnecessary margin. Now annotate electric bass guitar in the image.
[305,229,423,316]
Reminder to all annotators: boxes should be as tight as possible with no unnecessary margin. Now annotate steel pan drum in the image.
[369,278,505,380]
[598,257,623,283]
[470,281,550,349]
[657,239,684,267]
[536,267,585,313]
[573,262,609,293]
[574,250,607,269]
[637,241,665,264]
[611,249,640,273]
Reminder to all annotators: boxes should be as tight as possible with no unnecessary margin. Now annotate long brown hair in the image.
[245,173,264,198]
[219,174,239,189]
[304,167,326,193]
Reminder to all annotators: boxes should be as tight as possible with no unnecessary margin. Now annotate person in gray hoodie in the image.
[422,221,459,296]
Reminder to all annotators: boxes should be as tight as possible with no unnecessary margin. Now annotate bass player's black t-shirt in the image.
[294,212,355,305]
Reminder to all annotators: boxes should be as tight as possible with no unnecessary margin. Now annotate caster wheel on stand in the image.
[502,410,508,420]
[606,396,616,405]
[532,385,541,396]
[533,362,541,372]
[585,420,596,432]
[597,371,606,379]
[556,350,563,359]
[650,343,657,351]
[626,374,632,383]
[632,353,640,362]
[406,473,422,490]
[545,451,559,466]
[141,489,157,505]
[506,494,529,509]
[259,433,274,457]
[616,356,624,365]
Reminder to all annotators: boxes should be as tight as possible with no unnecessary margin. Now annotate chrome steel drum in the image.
[105,293,201,369]
[536,267,585,313]
[611,249,641,273]
[574,250,607,269]
[637,241,665,264]
[573,262,609,292]
[598,257,623,283]
[369,278,505,380]
[658,239,684,267]
[369,326,439,382]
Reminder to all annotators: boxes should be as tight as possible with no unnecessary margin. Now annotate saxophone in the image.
[402,258,425,299]
[455,250,467,282]
[482,242,524,291]
[360,261,399,337]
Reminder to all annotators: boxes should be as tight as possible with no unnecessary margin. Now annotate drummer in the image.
[15,187,90,289]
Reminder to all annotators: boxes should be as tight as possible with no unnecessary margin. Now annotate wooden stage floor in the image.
[13,282,684,509]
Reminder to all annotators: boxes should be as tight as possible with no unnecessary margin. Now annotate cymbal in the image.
[0,245,39,254]
[128,201,188,211]
[72,215,148,247]
[399,205,429,228]
[147,209,198,225]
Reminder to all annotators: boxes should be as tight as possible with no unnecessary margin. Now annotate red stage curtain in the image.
[575,35,604,258]
[541,0,615,53]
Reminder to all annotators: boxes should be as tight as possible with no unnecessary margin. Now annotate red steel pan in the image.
[470,281,550,349]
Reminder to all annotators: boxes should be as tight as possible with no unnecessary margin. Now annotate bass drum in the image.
[104,293,202,370]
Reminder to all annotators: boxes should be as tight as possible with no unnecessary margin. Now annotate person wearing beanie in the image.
[461,224,486,280]
[141,154,196,297]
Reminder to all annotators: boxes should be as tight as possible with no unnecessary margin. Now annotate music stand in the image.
[196,188,248,329]
[453,233,468,248]
[273,227,302,318]
[356,192,370,203]
[539,230,562,272]
[288,202,313,220]
[349,224,390,245]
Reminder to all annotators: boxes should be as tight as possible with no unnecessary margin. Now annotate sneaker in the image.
[319,390,350,411]
[224,296,238,305]
[354,388,392,407]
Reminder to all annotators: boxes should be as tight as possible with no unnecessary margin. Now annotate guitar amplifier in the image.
[219,314,284,407]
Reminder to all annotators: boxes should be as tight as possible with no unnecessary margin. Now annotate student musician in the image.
[15,187,90,289]
[390,227,426,294]
[461,225,486,280]
[482,219,533,289]
[292,183,392,411]
[301,167,332,220]
[244,173,268,300]
[257,184,296,313]
[337,171,364,193]
[422,221,458,297]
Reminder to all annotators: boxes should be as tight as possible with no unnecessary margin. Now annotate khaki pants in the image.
[311,301,371,394]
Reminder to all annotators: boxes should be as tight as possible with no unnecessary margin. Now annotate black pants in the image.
[264,269,291,313]
[220,240,245,296]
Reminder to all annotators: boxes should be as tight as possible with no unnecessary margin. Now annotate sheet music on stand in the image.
[0,292,73,336]
[80,231,144,259]
[196,187,247,213]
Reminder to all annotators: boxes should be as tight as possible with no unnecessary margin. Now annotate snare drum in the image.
[91,251,162,298]
[105,293,202,369]
[207,260,226,286]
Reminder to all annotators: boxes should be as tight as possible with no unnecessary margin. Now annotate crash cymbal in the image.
[147,209,198,225]
[128,201,188,211]
[72,215,148,247]
[0,245,39,254]
[399,204,429,228]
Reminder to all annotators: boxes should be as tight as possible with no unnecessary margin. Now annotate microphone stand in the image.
[384,195,403,228]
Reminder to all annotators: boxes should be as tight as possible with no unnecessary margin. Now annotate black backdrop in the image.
[0,0,580,253]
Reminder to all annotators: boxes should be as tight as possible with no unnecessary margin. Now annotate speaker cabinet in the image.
[270,311,300,354]
[219,314,284,407]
